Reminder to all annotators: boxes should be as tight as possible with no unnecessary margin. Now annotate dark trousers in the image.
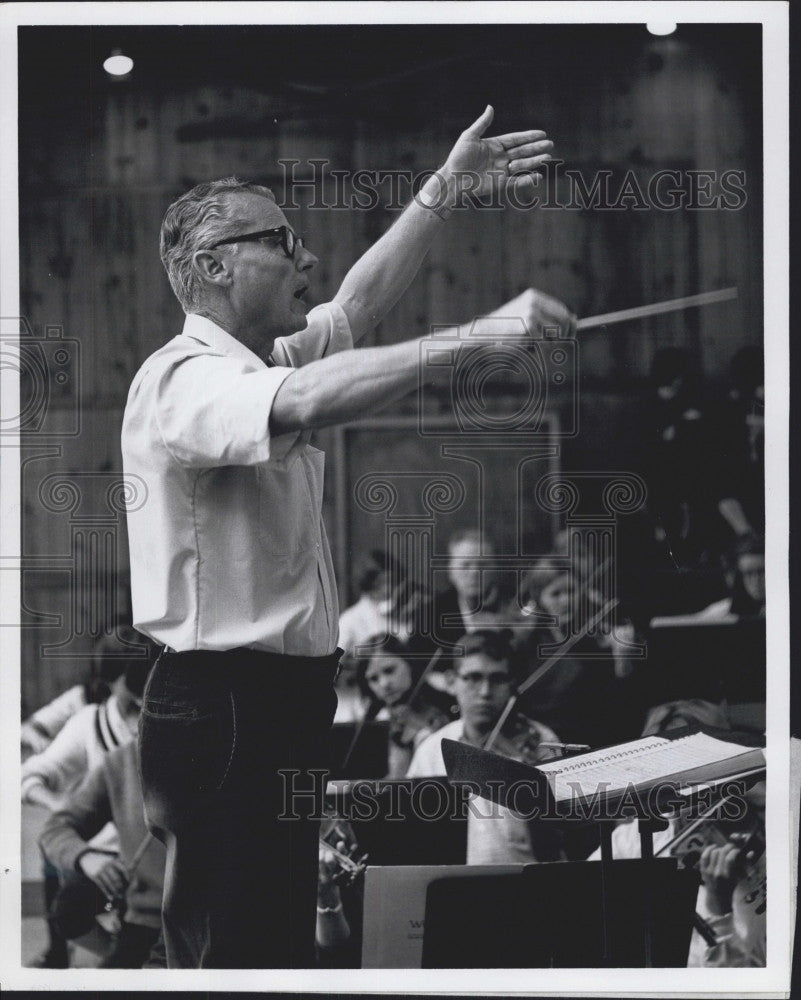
[139,647,339,969]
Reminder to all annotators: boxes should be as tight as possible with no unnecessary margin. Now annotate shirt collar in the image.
[182,313,270,370]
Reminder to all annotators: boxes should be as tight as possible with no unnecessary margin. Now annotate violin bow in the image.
[485,596,619,752]
[406,646,443,704]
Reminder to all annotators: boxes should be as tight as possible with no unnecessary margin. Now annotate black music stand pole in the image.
[597,820,616,966]
[637,816,669,968]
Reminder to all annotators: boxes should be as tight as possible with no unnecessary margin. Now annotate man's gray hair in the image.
[159,177,276,312]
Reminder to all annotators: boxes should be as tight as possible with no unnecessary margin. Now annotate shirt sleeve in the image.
[23,685,87,747]
[272,301,353,368]
[154,354,298,468]
[39,762,113,874]
[701,912,765,967]
[405,734,446,778]
[21,709,92,803]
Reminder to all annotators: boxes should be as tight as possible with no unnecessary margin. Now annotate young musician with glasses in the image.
[407,629,560,864]
[122,107,575,968]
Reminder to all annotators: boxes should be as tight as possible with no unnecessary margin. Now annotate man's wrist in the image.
[415,167,458,220]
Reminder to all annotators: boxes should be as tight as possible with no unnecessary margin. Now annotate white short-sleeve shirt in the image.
[122,302,352,655]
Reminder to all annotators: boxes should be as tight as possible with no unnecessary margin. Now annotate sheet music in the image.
[537,732,761,802]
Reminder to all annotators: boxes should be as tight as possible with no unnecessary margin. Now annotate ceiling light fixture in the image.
[103,49,134,78]
[646,22,677,36]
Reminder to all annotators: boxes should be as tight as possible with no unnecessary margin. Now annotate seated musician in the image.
[335,550,413,723]
[515,559,639,748]
[695,781,766,968]
[355,635,456,778]
[407,629,560,864]
[39,738,166,968]
[694,534,765,622]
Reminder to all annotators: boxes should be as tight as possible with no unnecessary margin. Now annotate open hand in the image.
[444,106,554,199]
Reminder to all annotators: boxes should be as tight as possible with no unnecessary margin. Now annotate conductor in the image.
[122,106,575,968]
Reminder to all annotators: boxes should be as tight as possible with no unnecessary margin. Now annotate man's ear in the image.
[193,249,232,288]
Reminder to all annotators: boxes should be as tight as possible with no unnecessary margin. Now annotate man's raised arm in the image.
[334,106,554,343]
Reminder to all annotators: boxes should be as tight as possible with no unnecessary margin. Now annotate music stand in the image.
[422,860,699,967]
[441,730,765,967]
[326,720,389,779]
[325,778,467,866]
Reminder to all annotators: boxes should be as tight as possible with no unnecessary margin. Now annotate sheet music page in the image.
[538,732,762,802]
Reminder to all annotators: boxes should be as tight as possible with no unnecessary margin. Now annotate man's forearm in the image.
[334,168,460,344]
[271,335,437,434]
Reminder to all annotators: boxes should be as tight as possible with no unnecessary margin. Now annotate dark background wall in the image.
[17,23,763,711]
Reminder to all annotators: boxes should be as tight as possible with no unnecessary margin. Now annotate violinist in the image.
[335,550,416,723]
[315,815,364,966]
[407,629,561,864]
[355,635,456,778]
[515,559,639,749]
[692,780,765,968]
[584,698,765,967]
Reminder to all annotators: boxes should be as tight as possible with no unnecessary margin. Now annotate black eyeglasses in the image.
[207,225,305,259]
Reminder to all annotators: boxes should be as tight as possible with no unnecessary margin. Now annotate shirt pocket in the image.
[257,452,320,557]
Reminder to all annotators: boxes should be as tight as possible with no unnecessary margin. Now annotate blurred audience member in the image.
[516,560,639,748]
[430,530,508,654]
[21,630,147,761]
[553,529,604,604]
[22,663,148,813]
[338,550,414,654]
[40,739,166,968]
[22,660,150,968]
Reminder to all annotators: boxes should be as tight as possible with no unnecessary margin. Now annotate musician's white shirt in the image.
[407,719,557,865]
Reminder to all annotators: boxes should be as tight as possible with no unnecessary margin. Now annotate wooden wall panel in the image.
[17,28,763,711]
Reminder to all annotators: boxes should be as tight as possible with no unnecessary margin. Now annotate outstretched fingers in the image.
[508,153,554,175]
[495,129,549,150]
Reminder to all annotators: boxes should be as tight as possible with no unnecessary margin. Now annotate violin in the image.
[655,786,766,948]
[671,815,764,874]
[484,712,584,767]
[388,685,456,753]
